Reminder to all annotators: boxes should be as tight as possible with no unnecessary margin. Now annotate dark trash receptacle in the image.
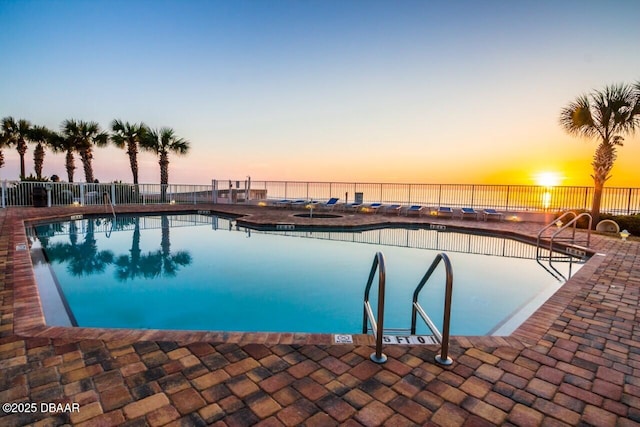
[33,186,47,207]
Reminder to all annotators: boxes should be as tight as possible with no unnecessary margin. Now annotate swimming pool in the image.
[30,213,582,336]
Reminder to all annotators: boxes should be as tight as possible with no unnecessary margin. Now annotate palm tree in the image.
[110,120,148,185]
[0,130,7,170]
[62,119,108,183]
[50,130,77,182]
[29,125,53,180]
[1,116,32,178]
[560,83,639,225]
[141,127,190,202]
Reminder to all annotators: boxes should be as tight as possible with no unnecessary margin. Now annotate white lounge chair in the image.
[406,205,426,216]
[318,197,340,210]
[363,203,383,213]
[437,207,453,218]
[460,207,480,220]
[384,204,402,215]
[483,208,504,221]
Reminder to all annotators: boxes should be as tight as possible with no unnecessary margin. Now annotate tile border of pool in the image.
[11,204,600,350]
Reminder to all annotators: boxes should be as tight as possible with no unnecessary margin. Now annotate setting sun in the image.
[535,172,562,187]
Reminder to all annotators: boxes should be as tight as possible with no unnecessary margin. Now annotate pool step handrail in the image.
[103,191,116,220]
[362,251,388,364]
[548,213,592,253]
[535,211,577,259]
[410,252,454,366]
[535,211,591,260]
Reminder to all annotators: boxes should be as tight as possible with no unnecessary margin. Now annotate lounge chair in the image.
[317,197,340,210]
[483,208,504,221]
[437,207,453,218]
[384,204,402,215]
[362,203,383,213]
[406,205,426,217]
[273,199,293,208]
[342,202,363,212]
[289,199,310,208]
[460,207,480,220]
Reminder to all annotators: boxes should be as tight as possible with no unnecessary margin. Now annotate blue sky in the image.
[1,0,639,185]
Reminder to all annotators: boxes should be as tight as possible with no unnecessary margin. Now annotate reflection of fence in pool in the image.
[30,213,570,263]
[254,227,567,262]
[4,179,640,214]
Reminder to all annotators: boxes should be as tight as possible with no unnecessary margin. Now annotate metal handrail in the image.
[103,192,116,220]
[535,211,576,259]
[549,212,592,253]
[410,252,454,366]
[362,251,387,364]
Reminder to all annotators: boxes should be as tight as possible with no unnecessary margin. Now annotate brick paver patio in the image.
[1,204,639,426]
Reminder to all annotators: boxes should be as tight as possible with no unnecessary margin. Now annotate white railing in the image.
[2,179,640,215]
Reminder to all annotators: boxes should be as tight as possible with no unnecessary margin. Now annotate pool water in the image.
[31,213,582,336]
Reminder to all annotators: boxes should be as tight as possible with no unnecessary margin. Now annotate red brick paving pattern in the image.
[1,205,640,426]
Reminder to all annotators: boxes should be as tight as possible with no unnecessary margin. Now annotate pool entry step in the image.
[361,251,454,366]
[333,334,438,345]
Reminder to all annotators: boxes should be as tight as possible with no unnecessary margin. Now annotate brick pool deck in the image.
[1,204,639,426]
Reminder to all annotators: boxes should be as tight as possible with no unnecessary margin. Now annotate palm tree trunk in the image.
[34,143,45,180]
[590,141,616,227]
[0,150,4,169]
[159,154,169,203]
[591,180,604,227]
[79,148,95,183]
[65,150,75,182]
[128,144,139,185]
[18,140,27,178]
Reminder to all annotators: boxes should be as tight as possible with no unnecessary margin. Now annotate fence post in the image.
[628,188,632,215]
[80,183,85,206]
[1,180,6,208]
[505,186,510,211]
[470,185,475,208]
[111,183,116,206]
[584,187,589,211]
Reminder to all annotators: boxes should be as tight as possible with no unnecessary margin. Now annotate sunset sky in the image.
[1,0,639,187]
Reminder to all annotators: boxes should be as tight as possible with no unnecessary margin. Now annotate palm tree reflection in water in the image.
[40,215,192,281]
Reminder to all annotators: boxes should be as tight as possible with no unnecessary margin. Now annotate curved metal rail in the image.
[549,212,592,253]
[536,211,576,259]
[103,192,116,220]
[362,251,387,364]
[410,252,454,366]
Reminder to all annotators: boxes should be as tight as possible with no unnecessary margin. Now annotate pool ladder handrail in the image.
[535,211,576,259]
[410,252,454,366]
[535,212,591,258]
[103,192,117,238]
[362,251,388,364]
[103,191,116,220]
[548,212,592,253]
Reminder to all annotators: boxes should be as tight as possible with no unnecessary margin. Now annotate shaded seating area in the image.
[483,208,504,221]
[460,207,480,220]
[406,205,426,216]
